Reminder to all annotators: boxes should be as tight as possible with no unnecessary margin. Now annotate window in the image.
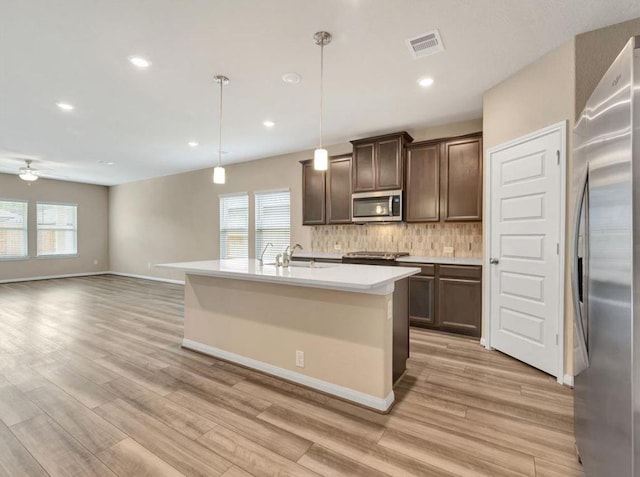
[255,189,290,263]
[220,194,248,259]
[37,203,78,256]
[0,200,28,259]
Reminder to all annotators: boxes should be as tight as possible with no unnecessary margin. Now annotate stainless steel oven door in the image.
[352,190,402,223]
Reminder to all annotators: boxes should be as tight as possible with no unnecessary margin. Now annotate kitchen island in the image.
[158,259,420,411]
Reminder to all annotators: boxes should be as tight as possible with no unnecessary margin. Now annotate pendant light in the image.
[19,160,39,182]
[313,31,332,171]
[213,74,229,184]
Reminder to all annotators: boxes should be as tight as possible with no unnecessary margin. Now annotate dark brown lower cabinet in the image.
[404,263,482,337]
[409,276,436,326]
[438,277,482,336]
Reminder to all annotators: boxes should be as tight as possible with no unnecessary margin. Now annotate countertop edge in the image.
[157,262,421,295]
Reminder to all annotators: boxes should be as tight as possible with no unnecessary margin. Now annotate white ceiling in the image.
[1,0,639,186]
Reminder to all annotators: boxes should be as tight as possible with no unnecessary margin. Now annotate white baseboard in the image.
[0,271,109,284]
[563,374,574,387]
[107,271,185,285]
[182,338,395,412]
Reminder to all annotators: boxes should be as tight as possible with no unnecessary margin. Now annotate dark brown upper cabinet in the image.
[301,154,352,225]
[351,132,413,192]
[406,142,440,222]
[326,155,352,224]
[441,135,483,221]
[302,161,326,225]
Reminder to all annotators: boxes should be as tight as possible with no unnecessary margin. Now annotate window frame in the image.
[254,188,291,263]
[219,192,249,259]
[36,201,79,258]
[0,198,29,261]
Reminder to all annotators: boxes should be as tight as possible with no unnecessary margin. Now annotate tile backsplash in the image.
[311,223,483,258]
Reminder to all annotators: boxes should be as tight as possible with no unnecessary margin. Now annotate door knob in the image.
[489,258,499,265]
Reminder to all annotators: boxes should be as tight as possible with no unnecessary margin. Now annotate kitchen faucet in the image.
[258,242,273,266]
[282,243,303,267]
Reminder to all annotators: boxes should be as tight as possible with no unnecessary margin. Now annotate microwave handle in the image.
[388,196,393,216]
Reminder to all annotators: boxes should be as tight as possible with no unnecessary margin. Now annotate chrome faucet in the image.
[289,243,303,258]
[282,243,303,268]
[258,242,273,266]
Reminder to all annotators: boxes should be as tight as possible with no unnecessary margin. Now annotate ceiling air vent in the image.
[406,30,444,59]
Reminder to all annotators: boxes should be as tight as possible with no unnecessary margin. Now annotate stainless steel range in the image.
[342,251,409,266]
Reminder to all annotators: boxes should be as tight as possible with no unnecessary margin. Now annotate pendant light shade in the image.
[213,166,226,184]
[313,148,328,171]
[313,31,332,171]
[213,75,229,184]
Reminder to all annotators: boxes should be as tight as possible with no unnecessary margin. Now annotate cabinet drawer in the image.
[439,265,482,280]
[399,263,435,276]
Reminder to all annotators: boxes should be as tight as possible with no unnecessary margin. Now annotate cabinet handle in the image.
[489,258,499,265]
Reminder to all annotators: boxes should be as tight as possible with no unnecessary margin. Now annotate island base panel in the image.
[183,274,394,410]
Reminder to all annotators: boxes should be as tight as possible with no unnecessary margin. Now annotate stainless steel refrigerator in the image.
[572,36,640,476]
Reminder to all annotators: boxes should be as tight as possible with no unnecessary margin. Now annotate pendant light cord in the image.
[319,40,324,149]
[218,80,223,167]
[320,41,324,149]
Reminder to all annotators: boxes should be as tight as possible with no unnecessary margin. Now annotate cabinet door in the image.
[441,136,483,221]
[437,278,481,337]
[406,144,440,222]
[353,143,376,192]
[302,162,326,225]
[409,276,436,326]
[376,138,403,190]
[327,156,352,224]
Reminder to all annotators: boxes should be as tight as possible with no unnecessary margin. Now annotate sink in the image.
[289,261,335,269]
[260,261,335,269]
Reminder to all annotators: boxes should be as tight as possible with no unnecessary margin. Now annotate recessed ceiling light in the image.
[106,162,115,166]
[188,141,199,148]
[263,120,275,128]
[418,77,434,88]
[128,56,152,68]
[56,102,74,111]
[282,72,302,84]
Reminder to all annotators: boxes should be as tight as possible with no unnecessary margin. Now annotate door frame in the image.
[482,121,567,384]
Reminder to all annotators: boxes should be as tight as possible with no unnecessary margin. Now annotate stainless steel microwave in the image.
[352,190,403,223]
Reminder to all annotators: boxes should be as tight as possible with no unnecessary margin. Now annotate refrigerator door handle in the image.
[571,168,589,369]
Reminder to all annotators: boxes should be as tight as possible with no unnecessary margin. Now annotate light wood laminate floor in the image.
[0,275,581,477]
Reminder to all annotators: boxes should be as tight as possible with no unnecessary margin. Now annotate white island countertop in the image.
[158,259,420,295]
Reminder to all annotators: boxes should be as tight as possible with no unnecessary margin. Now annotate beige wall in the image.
[575,17,640,117]
[483,39,576,377]
[109,119,482,282]
[0,173,109,281]
[483,39,576,152]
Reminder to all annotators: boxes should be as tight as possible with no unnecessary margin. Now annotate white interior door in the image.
[487,124,565,378]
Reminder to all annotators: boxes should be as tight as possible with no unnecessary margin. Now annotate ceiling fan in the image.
[18,160,39,182]
[0,153,71,182]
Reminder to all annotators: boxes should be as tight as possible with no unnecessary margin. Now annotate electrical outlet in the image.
[93,259,98,265]
[295,350,305,368]
[334,242,341,251]
[387,299,393,320]
[443,246,454,254]
[147,263,151,270]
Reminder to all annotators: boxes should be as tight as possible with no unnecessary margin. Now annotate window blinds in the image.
[37,203,78,256]
[255,190,290,263]
[0,200,28,259]
[220,194,248,259]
